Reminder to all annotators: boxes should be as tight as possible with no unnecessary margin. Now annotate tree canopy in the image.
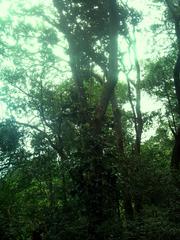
[0,0,180,240]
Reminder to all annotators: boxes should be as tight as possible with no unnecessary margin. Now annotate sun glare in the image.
[0,1,11,18]
[0,0,168,139]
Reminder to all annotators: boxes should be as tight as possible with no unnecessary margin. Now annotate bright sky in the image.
[0,0,168,139]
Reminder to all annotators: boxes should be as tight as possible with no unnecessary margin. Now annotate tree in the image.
[0,0,180,239]
[51,1,129,239]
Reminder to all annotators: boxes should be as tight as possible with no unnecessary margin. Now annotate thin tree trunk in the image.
[129,26,143,214]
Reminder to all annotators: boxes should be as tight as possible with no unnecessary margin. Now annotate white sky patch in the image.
[141,91,163,113]
[0,103,6,119]
[119,0,167,140]
[0,1,11,18]
[0,0,171,140]
[124,92,163,113]
[127,0,167,60]
[0,81,6,119]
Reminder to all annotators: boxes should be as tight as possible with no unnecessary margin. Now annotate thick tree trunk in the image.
[165,0,180,225]
[171,129,180,170]
[165,0,180,170]
[87,1,120,238]
[171,54,180,169]
[32,230,42,240]
[111,94,134,220]
[53,0,120,238]
[68,39,90,124]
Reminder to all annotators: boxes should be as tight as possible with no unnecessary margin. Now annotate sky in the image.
[121,0,166,108]
[0,0,170,138]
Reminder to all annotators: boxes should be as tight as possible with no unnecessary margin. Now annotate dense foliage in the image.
[0,0,180,239]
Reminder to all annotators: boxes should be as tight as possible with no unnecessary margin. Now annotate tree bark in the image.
[165,0,180,169]
[165,0,180,224]
[127,26,143,214]
[87,1,120,238]
[172,54,180,170]
[53,1,120,239]
[111,94,134,220]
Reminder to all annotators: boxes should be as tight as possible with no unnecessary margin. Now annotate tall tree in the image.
[51,0,130,239]
[163,0,180,169]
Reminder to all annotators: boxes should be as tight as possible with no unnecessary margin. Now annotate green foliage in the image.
[0,119,20,152]
[0,0,179,240]
[143,54,175,98]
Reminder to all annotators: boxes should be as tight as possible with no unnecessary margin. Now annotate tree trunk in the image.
[111,94,134,220]
[165,0,180,170]
[127,26,143,214]
[53,0,120,238]
[165,0,180,225]
[87,1,120,237]
[171,54,180,169]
